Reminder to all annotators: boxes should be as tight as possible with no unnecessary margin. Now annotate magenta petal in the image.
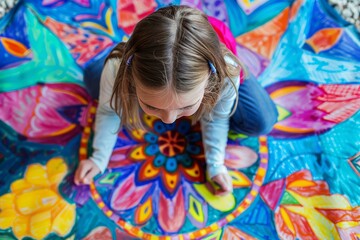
[0,83,90,143]
[108,145,135,168]
[73,0,90,7]
[158,186,186,233]
[83,226,112,240]
[42,0,61,6]
[224,145,258,169]
[259,178,285,211]
[115,228,137,240]
[111,173,151,211]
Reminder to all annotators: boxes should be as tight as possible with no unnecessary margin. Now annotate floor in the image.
[0,0,359,239]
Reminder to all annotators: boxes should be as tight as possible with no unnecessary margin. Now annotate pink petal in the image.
[315,84,360,123]
[115,228,137,240]
[108,145,136,168]
[158,186,186,233]
[224,145,258,169]
[0,83,90,140]
[83,226,112,240]
[133,0,157,15]
[44,18,113,66]
[73,0,90,7]
[260,179,285,210]
[111,173,151,211]
[42,0,60,5]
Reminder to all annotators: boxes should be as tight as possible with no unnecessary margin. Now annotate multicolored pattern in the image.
[0,0,359,239]
[85,116,264,238]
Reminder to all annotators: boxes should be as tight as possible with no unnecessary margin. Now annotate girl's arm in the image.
[89,58,121,173]
[200,65,240,179]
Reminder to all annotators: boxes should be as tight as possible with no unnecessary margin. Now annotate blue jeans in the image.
[230,73,278,136]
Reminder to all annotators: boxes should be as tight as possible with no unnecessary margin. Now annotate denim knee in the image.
[230,106,278,136]
[232,72,279,136]
[252,105,278,135]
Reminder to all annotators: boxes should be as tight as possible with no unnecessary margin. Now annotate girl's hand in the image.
[74,159,100,185]
[211,172,233,196]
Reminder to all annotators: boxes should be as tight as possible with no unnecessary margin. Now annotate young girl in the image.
[74,5,278,195]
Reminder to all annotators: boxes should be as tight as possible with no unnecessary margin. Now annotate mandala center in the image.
[158,131,185,157]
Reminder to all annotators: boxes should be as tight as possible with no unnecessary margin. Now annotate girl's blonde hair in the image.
[108,5,242,129]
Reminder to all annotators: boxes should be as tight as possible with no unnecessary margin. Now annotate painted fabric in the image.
[0,0,359,239]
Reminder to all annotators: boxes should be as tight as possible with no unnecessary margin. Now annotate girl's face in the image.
[136,81,207,124]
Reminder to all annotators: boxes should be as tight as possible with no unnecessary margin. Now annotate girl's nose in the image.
[160,111,178,124]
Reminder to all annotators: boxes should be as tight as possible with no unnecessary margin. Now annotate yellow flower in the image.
[0,157,76,239]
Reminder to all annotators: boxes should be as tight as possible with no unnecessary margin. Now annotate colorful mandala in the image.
[78,113,269,238]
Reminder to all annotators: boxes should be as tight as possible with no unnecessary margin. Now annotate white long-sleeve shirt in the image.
[90,56,240,179]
